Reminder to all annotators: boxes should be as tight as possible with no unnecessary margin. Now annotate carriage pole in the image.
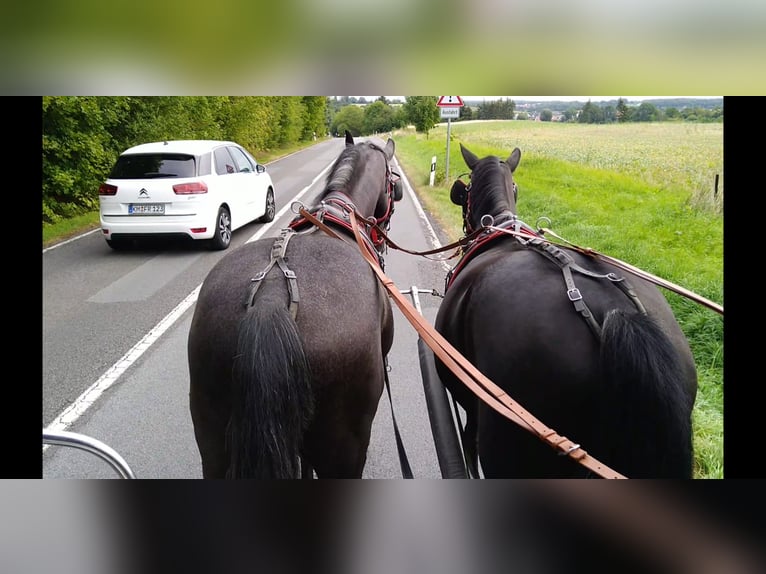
[403,286,468,479]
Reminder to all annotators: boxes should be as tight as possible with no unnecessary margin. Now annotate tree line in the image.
[574,98,723,123]
[43,96,722,224]
[43,95,435,223]
[43,96,327,223]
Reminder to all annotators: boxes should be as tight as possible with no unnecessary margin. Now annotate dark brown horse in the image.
[434,143,698,478]
[188,132,401,478]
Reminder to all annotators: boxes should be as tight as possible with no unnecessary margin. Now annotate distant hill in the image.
[462,97,722,113]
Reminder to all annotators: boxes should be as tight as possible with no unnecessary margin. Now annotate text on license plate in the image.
[129,203,165,214]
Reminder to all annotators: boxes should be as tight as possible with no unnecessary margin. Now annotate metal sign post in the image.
[446,118,451,181]
[437,97,464,184]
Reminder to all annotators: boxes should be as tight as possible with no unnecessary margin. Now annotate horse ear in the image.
[384,138,395,160]
[507,148,521,172]
[345,130,354,146]
[460,143,480,170]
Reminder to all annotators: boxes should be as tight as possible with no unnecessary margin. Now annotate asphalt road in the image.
[42,137,462,479]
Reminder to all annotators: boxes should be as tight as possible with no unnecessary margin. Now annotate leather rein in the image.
[291,177,721,479]
[297,205,628,479]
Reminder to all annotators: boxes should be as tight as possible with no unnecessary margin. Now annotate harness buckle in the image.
[558,443,581,456]
[251,271,266,282]
[567,288,582,302]
[283,269,296,279]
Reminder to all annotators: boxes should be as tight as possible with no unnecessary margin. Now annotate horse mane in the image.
[469,156,514,219]
[320,144,363,199]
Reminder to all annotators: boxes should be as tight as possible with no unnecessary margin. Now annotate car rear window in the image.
[109,153,197,179]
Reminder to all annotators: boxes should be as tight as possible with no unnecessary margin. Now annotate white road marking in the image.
[42,228,100,253]
[396,159,451,273]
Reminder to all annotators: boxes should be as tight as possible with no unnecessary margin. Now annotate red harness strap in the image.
[290,203,384,268]
[446,221,540,290]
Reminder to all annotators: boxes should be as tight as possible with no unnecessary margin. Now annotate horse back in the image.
[190,232,394,374]
[441,241,693,367]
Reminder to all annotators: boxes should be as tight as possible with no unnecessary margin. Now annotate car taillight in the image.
[98,183,118,196]
[173,182,208,195]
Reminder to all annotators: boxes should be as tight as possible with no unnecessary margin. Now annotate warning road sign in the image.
[437,96,464,107]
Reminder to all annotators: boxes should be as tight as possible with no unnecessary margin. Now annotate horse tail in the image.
[227,304,314,478]
[599,309,694,478]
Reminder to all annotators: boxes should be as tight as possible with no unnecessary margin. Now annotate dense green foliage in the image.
[402,96,440,136]
[42,96,328,223]
[476,98,516,120]
[392,121,723,478]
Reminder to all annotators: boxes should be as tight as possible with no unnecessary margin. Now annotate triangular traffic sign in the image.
[437,96,464,107]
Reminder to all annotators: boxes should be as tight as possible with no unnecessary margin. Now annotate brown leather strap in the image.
[298,207,342,240]
[347,210,627,479]
[379,228,480,259]
[540,227,724,316]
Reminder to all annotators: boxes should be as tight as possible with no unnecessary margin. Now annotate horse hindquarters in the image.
[228,303,314,479]
[600,309,696,478]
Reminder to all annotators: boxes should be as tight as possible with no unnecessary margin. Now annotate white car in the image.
[98,140,276,250]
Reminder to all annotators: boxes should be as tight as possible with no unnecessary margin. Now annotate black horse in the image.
[434,143,698,478]
[188,132,401,478]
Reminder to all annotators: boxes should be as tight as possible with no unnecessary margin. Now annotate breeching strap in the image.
[540,227,724,315]
[244,228,300,319]
[343,210,628,480]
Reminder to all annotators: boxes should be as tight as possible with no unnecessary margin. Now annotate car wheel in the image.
[258,188,276,223]
[209,206,232,250]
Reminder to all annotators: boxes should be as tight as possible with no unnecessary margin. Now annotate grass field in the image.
[392,120,723,479]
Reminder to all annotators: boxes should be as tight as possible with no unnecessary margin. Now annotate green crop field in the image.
[392,120,723,479]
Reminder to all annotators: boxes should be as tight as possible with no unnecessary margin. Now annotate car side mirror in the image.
[256,164,266,173]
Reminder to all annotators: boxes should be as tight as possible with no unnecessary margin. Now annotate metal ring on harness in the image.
[480,214,495,228]
[536,216,551,232]
[291,200,306,214]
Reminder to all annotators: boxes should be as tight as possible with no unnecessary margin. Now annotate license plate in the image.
[129,203,165,214]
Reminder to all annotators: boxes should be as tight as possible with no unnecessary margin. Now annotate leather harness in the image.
[242,141,398,318]
[445,216,648,338]
[342,209,629,479]
[243,227,301,318]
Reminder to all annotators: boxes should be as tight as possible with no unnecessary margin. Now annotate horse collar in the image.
[445,219,539,291]
[289,201,386,270]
